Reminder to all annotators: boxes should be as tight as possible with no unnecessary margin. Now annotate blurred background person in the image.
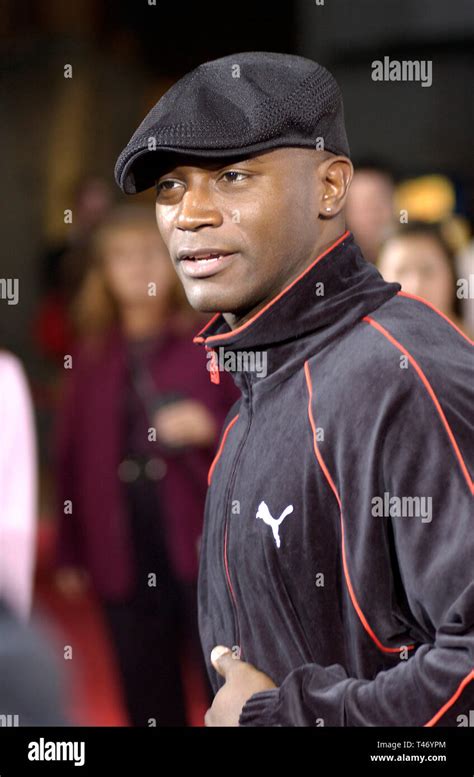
[394,174,474,336]
[53,205,239,726]
[377,221,472,338]
[457,239,474,335]
[346,161,397,264]
[34,176,113,365]
[0,349,37,620]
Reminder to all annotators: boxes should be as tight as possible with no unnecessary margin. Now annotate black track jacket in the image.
[194,231,474,726]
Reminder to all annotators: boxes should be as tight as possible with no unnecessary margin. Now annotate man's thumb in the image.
[210,645,237,677]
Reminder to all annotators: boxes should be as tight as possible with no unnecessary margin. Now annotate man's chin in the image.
[183,285,246,315]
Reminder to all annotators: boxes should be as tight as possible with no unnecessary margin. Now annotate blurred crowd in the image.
[0,165,472,726]
[346,163,473,335]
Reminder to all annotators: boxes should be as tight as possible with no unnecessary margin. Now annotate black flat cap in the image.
[115,51,350,195]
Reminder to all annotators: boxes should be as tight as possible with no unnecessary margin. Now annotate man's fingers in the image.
[210,645,238,678]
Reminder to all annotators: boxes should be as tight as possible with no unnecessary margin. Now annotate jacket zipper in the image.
[222,372,252,660]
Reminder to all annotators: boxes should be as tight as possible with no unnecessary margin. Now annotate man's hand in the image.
[204,645,277,727]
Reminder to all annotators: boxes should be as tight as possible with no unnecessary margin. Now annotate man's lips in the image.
[177,250,239,278]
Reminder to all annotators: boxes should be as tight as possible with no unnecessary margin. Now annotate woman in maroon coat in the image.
[53,205,239,726]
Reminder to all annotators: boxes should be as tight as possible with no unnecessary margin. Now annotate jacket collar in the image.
[193,231,400,392]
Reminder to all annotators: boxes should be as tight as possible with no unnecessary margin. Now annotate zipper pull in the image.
[206,346,220,384]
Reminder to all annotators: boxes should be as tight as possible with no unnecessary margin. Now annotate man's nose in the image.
[176,187,222,230]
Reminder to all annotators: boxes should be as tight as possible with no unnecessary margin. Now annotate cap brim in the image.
[116,145,264,195]
[115,139,347,195]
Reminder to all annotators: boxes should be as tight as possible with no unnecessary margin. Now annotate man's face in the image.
[378,234,454,316]
[155,148,329,320]
[345,170,395,257]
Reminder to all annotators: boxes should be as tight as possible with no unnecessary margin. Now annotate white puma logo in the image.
[256,501,294,548]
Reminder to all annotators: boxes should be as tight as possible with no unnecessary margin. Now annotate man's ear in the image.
[318,155,353,218]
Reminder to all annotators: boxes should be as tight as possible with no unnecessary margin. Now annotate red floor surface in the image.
[34,520,208,726]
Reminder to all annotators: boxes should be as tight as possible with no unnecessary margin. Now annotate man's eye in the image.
[156,180,180,192]
[221,171,248,183]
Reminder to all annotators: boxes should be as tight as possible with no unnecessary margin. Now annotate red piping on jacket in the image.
[193,230,351,345]
[397,290,474,346]
[207,414,239,486]
[363,316,474,495]
[223,522,239,621]
[205,411,243,656]
[304,361,415,655]
[424,669,474,727]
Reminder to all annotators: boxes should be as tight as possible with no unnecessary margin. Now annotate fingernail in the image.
[211,645,231,663]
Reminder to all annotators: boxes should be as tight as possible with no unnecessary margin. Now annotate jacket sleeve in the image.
[239,348,474,727]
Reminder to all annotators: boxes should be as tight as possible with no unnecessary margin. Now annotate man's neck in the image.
[223,227,347,331]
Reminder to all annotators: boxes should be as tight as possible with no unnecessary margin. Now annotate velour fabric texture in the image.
[194,232,474,726]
